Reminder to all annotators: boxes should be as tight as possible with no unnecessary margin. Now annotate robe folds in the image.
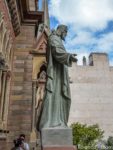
[38,34,73,130]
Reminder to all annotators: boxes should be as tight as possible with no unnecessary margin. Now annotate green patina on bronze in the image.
[38,25,77,130]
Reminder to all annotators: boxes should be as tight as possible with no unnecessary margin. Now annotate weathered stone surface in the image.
[14,68,25,72]
[10,99,32,105]
[41,128,73,147]
[0,139,7,150]
[13,76,24,82]
[11,90,24,95]
[42,146,77,150]
[10,95,23,100]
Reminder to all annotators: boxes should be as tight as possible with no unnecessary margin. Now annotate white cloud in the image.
[49,0,113,66]
[65,31,113,53]
[96,32,113,52]
[49,0,113,31]
[65,31,113,65]
[65,30,96,47]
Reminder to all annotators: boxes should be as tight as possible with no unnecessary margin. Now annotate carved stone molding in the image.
[0,13,13,69]
[6,0,20,36]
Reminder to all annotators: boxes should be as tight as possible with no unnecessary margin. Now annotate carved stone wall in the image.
[0,12,13,67]
[0,0,46,149]
[0,2,14,148]
[0,12,13,128]
[0,0,15,38]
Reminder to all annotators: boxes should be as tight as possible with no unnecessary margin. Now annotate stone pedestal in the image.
[42,146,77,150]
[40,128,77,150]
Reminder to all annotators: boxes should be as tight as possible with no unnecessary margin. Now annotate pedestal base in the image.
[40,128,77,150]
[42,146,77,150]
[41,128,73,146]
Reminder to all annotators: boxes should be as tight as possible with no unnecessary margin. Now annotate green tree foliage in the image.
[106,136,113,150]
[71,122,104,150]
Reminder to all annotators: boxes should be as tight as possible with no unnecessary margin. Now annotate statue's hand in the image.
[72,53,77,56]
[70,54,78,62]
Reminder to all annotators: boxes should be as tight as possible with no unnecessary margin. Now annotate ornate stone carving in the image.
[0,53,5,69]
[35,83,45,123]
[6,0,20,36]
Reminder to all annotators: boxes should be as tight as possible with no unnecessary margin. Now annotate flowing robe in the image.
[38,34,73,130]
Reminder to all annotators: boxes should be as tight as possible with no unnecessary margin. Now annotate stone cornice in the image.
[29,50,46,56]
[17,0,44,25]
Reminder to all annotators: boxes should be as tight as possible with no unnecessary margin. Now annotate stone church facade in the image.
[0,0,113,150]
[0,0,49,149]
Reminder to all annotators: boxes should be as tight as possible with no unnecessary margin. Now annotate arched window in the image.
[37,63,47,81]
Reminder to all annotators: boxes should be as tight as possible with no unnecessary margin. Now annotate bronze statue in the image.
[38,25,77,130]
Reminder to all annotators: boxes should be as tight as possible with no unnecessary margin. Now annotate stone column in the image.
[2,71,11,129]
[0,70,2,128]
[30,80,37,144]
[0,70,2,95]
[0,70,7,121]
[32,80,37,131]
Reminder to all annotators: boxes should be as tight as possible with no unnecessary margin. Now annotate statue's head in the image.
[56,25,68,41]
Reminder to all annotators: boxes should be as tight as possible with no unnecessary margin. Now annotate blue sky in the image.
[47,0,113,65]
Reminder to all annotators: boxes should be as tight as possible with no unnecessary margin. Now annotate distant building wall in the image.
[69,53,113,138]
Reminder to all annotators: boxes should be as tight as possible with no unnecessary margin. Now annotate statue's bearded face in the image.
[61,29,67,41]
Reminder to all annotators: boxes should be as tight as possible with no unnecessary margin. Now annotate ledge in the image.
[29,50,46,56]
[0,129,9,133]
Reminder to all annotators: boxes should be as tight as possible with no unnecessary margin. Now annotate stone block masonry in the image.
[7,50,33,149]
[0,139,6,150]
[69,53,113,138]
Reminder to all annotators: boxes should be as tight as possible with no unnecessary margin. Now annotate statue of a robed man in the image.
[38,25,77,130]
